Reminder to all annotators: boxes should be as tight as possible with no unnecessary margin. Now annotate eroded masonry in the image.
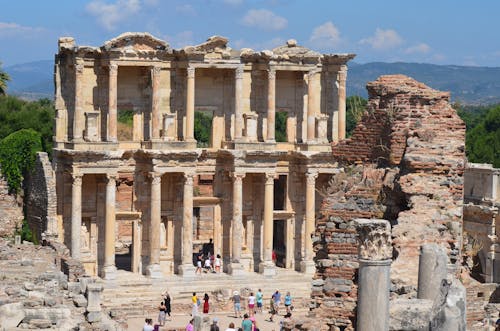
[52,32,354,279]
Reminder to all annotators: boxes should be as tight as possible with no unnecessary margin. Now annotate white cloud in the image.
[359,28,403,50]
[309,21,341,49]
[86,0,141,31]
[404,43,431,54]
[241,9,287,31]
[0,22,44,38]
[164,30,195,48]
[175,4,196,16]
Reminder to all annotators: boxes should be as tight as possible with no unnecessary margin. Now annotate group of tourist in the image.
[143,288,293,331]
[195,251,222,274]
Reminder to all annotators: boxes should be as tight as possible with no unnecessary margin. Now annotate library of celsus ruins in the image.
[52,32,355,279]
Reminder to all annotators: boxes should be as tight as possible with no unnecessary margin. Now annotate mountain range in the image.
[5,60,500,105]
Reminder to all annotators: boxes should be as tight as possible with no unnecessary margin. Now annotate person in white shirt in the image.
[247,292,256,317]
[143,318,154,331]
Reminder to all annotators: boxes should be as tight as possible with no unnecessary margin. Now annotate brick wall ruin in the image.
[0,167,24,237]
[25,152,58,241]
[311,75,466,330]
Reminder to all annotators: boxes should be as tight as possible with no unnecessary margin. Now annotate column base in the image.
[178,264,196,277]
[300,260,316,274]
[102,265,117,280]
[258,261,276,276]
[228,262,245,276]
[145,263,163,278]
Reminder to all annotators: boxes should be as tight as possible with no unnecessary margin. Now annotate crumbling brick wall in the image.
[25,152,58,241]
[311,75,466,330]
[0,167,24,237]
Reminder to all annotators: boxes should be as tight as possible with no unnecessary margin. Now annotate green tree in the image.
[466,105,500,167]
[194,111,212,147]
[0,129,43,193]
[0,62,10,95]
[276,111,287,142]
[346,96,367,137]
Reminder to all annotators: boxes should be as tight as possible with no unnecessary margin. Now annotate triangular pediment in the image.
[102,32,169,52]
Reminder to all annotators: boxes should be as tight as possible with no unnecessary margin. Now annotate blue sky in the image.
[1,0,500,67]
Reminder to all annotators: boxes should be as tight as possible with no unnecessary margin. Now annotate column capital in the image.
[235,66,244,80]
[187,66,195,78]
[184,172,195,185]
[268,68,276,80]
[265,173,276,184]
[106,173,117,184]
[353,218,392,261]
[149,172,162,185]
[337,69,347,82]
[231,172,246,182]
[306,172,318,185]
[72,173,83,186]
[109,63,118,76]
[75,62,84,75]
[151,66,161,76]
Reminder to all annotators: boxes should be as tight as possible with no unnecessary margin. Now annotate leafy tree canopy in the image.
[0,61,10,96]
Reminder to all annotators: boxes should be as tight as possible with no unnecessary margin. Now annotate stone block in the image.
[0,302,25,329]
[23,307,72,324]
[67,281,81,296]
[29,318,52,328]
[389,298,432,330]
[73,294,88,307]
[86,310,102,323]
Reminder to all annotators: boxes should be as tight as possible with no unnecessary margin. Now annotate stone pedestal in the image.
[228,262,245,276]
[101,265,117,280]
[417,243,448,302]
[300,260,315,274]
[145,263,162,278]
[178,264,196,277]
[243,113,258,142]
[354,218,392,331]
[86,283,102,323]
[258,261,276,276]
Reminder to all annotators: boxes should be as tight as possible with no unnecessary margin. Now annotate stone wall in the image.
[311,75,466,330]
[25,152,58,241]
[0,167,24,237]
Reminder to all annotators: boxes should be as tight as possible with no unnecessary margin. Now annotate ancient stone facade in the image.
[53,32,354,279]
[310,75,466,330]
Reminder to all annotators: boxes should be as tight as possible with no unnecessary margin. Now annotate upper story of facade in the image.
[464,163,500,205]
[54,32,355,153]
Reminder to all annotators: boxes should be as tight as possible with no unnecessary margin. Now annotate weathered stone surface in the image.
[0,302,25,329]
[0,167,24,237]
[73,294,88,307]
[390,298,432,330]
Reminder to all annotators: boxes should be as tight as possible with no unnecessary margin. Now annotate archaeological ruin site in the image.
[0,32,499,330]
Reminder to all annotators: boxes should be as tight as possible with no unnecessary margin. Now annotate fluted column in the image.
[229,172,245,275]
[266,68,276,142]
[307,70,317,143]
[108,63,118,142]
[103,174,117,279]
[71,173,83,259]
[234,66,244,141]
[146,172,162,278]
[338,67,347,140]
[185,67,195,142]
[301,172,317,273]
[179,173,196,276]
[151,66,161,140]
[73,61,84,142]
[259,173,276,275]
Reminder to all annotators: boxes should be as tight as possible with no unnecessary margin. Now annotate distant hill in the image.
[348,62,500,105]
[5,60,500,105]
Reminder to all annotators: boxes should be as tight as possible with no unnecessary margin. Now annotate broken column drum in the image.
[354,218,392,331]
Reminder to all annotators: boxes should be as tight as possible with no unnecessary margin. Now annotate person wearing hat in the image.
[231,290,242,318]
[210,317,220,331]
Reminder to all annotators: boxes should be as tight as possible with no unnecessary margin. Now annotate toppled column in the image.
[417,244,448,302]
[354,218,392,331]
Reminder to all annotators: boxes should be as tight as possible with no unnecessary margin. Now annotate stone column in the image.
[86,283,103,323]
[146,172,162,278]
[234,66,244,141]
[102,174,117,280]
[108,63,118,142]
[307,70,317,143]
[354,218,392,331]
[185,67,195,142]
[301,172,317,273]
[151,66,161,140]
[302,73,309,143]
[338,67,347,140]
[71,173,83,259]
[131,219,141,274]
[179,173,196,276]
[229,172,245,275]
[266,68,276,142]
[417,243,448,302]
[259,173,276,275]
[73,61,84,142]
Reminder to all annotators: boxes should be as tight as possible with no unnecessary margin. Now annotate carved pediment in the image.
[102,32,170,52]
[272,39,321,58]
[183,36,233,59]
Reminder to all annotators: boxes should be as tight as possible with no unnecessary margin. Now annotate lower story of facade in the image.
[53,148,339,278]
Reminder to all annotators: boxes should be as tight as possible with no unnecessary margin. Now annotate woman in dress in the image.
[247,292,256,317]
[163,292,172,318]
[203,293,210,314]
[158,301,166,326]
